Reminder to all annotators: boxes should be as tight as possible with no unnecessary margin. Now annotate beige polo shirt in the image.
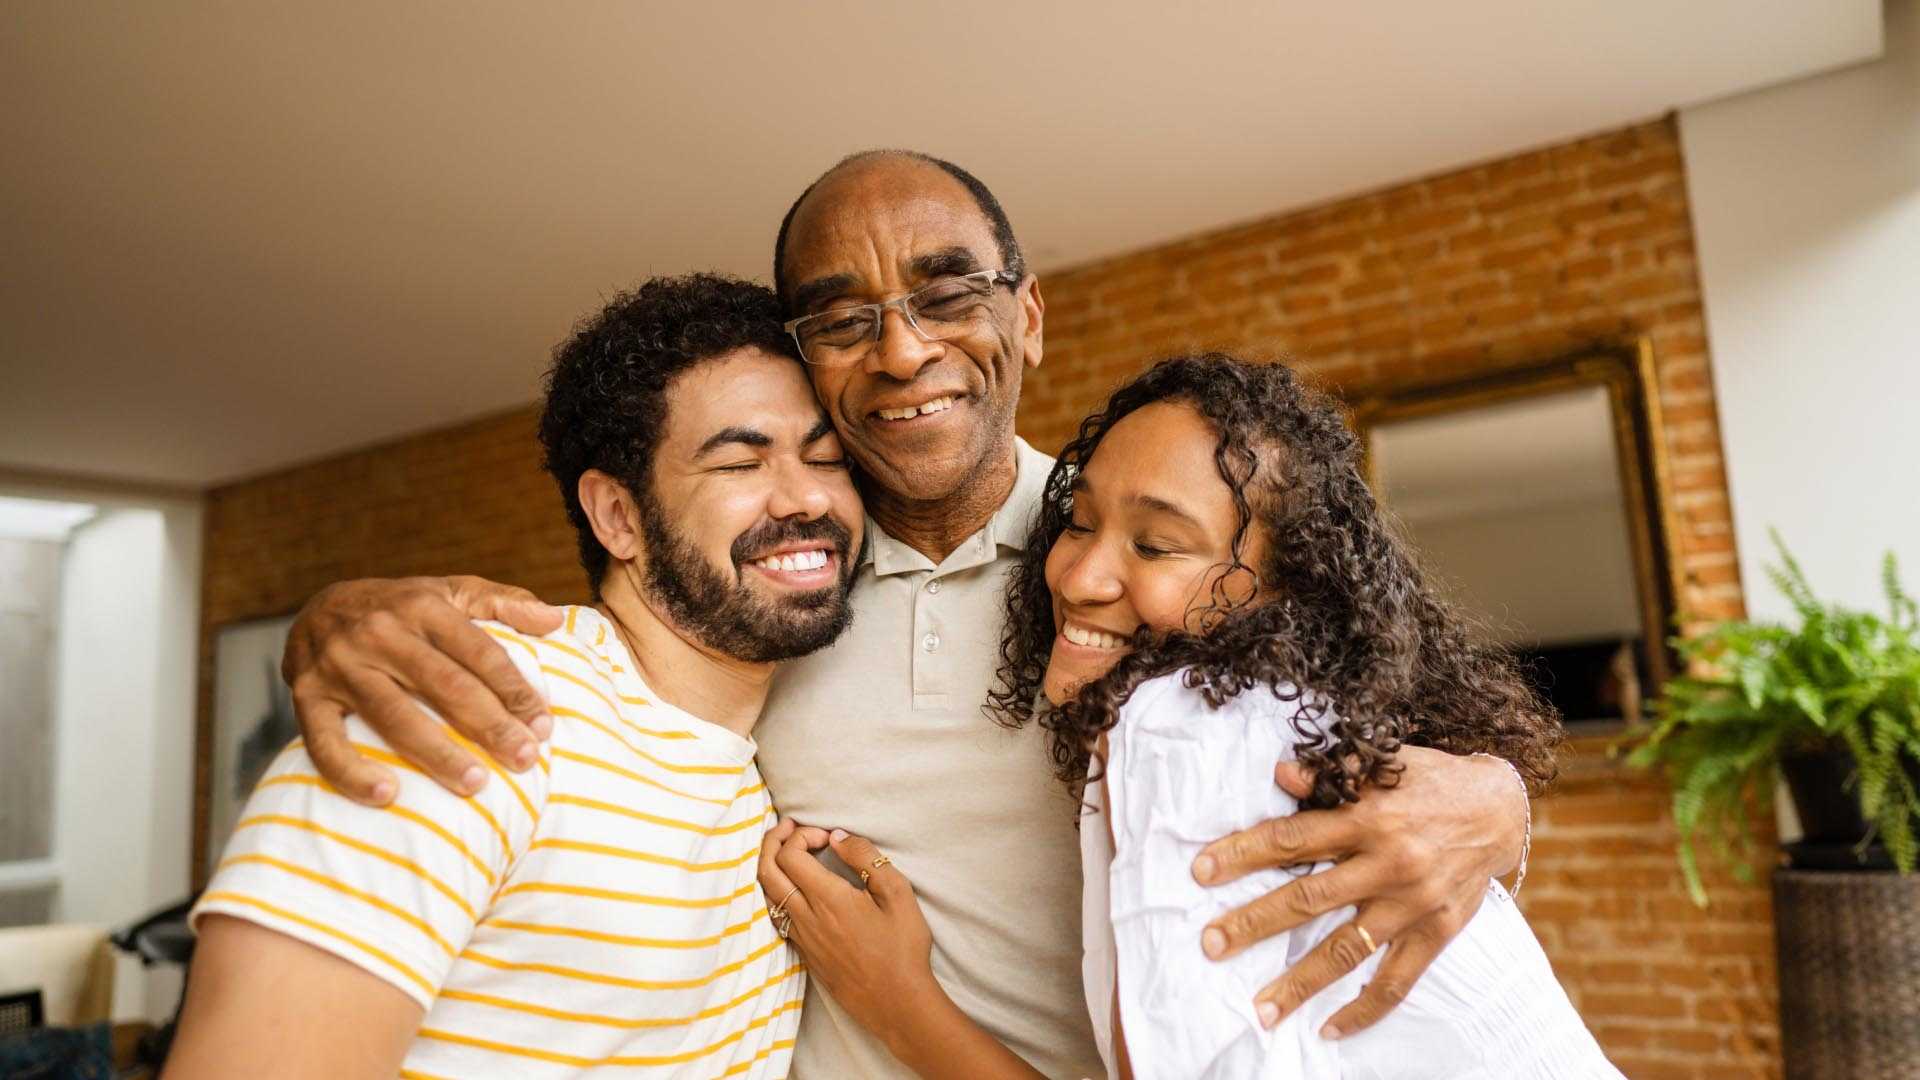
[754,437,1102,1079]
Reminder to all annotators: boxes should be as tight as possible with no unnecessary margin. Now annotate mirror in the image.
[1355,344,1679,730]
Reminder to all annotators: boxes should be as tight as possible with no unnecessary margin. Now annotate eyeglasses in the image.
[784,269,1023,367]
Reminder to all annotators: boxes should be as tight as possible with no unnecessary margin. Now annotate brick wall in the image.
[199,116,1774,1076]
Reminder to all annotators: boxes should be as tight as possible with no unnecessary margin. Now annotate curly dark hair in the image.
[987,353,1562,809]
[772,149,1026,306]
[538,273,796,599]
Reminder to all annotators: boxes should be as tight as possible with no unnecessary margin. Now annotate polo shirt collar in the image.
[859,437,1056,578]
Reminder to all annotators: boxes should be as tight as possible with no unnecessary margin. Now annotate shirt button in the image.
[925,580,942,595]
[922,632,940,652]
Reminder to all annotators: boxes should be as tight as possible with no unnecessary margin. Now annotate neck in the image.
[596,570,774,739]
[862,440,1019,563]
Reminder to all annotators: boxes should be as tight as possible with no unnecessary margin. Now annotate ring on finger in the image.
[772,913,793,939]
[771,884,801,917]
[1354,924,1378,955]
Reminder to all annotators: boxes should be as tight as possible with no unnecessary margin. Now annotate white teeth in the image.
[752,549,829,573]
[877,395,956,421]
[1064,624,1126,650]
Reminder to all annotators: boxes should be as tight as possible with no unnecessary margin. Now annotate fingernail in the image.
[1202,927,1227,959]
[1257,1001,1279,1027]
[370,780,396,804]
[1320,1023,1342,1041]
[513,742,538,770]
[529,714,554,741]
[830,828,848,843]
[460,766,487,793]
[1193,854,1217,883]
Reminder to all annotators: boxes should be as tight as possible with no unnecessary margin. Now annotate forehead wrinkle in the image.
[786,177,991,303]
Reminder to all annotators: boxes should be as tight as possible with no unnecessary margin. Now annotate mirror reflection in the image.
[1371,381,1655,728]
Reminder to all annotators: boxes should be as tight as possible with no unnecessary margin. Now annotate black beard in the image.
[635,492,856,663]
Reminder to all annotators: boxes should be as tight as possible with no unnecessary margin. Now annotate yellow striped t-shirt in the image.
[193,607,802,1078]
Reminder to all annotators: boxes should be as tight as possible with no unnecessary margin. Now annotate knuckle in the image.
[1380,834,1428,875]
[505,684,544,715]
[1263,816,1306,857]
[1369,976,1411,1006]
[1266,978,1305,1015]
[1284,878,1326,918]
[1411,879,1450,913]
[314,633,358,673]
[482,714,524,746]
[1326,934,1371,972]
[421,741,470,778]
[361,608,405,642]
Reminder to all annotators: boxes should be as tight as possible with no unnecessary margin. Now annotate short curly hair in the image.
[988,353,1563,809]
[538,273,796,598]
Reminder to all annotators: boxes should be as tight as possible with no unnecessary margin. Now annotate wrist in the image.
[1472,752,1531,889]
[879,976,964,1071]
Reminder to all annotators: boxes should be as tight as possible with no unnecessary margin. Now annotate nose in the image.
[765,457,834,523]
[866,305,942,382]
[1055,538,1124,608]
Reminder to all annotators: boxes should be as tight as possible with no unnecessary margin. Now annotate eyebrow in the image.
[910,246,986,280]
[695,426,771,457]
[788,246,987,315]
[1133,493,1205,530]
[789,273,860,316]
[1072,475,1206,529]
[695,416,835,459]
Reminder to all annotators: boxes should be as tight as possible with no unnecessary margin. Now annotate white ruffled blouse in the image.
[1079,672,1623,1079]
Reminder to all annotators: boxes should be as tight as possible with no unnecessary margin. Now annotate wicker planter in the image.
[1773,869,1920,1078]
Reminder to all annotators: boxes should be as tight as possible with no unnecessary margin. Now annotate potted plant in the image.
[1628,532,1920,1078]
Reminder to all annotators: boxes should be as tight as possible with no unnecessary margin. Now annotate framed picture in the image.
[201,614,298,880]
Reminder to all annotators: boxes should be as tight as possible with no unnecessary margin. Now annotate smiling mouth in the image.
[873,395,958,422]
[745,548,832,574]
[1061,623,1128,650]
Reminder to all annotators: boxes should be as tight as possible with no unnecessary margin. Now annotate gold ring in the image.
[870,855,893,872]
[772,913,792,939]
[1354,924,1378,955]
[771,885,801,917]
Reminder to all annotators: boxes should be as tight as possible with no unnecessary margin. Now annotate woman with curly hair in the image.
[994,352,1617,1077]
[782,353,1619,1078]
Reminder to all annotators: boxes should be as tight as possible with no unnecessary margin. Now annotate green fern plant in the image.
[1627,531,1920,905]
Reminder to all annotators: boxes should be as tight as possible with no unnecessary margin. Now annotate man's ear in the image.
[1019,274,1045,370]
[578,469,645,562]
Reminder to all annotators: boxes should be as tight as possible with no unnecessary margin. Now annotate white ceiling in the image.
[0,2,1883,489]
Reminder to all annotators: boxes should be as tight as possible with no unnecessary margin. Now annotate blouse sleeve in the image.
[1102,674,1376,1080]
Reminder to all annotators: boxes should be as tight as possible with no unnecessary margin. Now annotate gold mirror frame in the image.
[1349,340,1683,723]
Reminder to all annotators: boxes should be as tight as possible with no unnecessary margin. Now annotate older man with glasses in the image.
[278,149,1532,1078]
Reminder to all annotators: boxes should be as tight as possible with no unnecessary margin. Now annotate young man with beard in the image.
[164,275,862,1079]
[274,152,1533,1078]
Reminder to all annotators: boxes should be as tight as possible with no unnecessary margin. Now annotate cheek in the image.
[704,492,770,562]
[828,478,863,537]
[1042,540,1068,596]
[812,368,857,418]
[1134,564,1217,632]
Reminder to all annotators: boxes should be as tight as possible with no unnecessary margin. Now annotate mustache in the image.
[730,514,854,567]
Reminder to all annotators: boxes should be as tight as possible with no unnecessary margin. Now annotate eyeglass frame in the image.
[782,268,1025,366]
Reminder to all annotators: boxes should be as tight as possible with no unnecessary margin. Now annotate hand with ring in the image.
[757,818,1040,1076]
